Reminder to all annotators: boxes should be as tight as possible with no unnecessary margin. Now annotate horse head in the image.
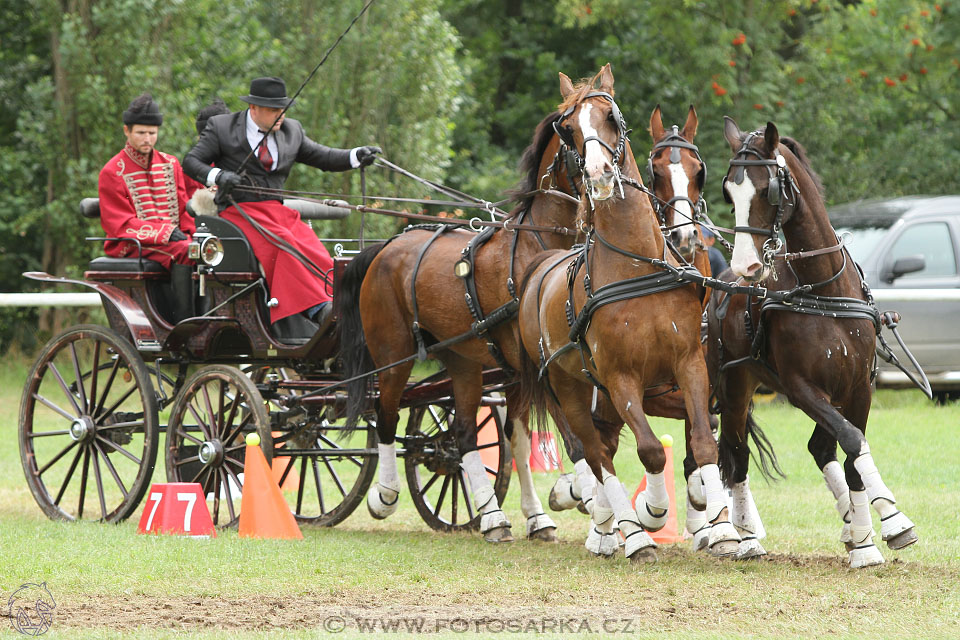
[555,64,630,209]
[722,117,800,282]
[648,105,704,260]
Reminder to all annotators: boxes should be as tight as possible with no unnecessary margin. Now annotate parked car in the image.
[829,195,960,402]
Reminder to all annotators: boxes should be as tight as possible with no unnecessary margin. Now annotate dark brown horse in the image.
[518,65,740,561]
[711,118,917,567]
[336,87,594,542]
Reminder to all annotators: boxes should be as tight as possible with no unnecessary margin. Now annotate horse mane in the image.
[779,135,825,199]
[505,111,565,220]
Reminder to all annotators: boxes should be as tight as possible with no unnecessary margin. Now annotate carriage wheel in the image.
[246,366,378,526]
[164,365,271,528]
[403,400,511,532]
[19,325,159,522]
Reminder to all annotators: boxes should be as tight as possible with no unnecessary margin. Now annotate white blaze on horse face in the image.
[726,175,766,279]
[578,104,615,200]
[668,163,697,250]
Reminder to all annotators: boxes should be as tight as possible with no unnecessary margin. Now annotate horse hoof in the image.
[528,527,558,543]
[885,527,918,550]
[366,485,399,520]
[628,546,659,564]
[849,544,885,568]
[708,539,740,557]
[576,501,590,515]
[585,529,618,557]
[736,538,767,560]
[548,474,579,511]
[483,526,515,543]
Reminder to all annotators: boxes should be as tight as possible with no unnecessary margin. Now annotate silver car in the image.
[830,196,960,401]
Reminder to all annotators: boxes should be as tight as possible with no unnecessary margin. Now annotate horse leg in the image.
[548,399,597,515]
[808,424,854,550]
[677,358,741,557]
[843,387,917,552]
[505,388,557,541]
[785,383,891,567]
[366,360,415,519]
[441,353,513,543]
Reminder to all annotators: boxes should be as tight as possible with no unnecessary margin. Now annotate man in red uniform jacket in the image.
[98,93,195,269]
[182,76,380,325]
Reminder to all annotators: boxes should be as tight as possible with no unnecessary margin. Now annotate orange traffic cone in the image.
[477,407,502,475]
[632,434,684,544]
[238,435,303,540]
[270,431,302,491]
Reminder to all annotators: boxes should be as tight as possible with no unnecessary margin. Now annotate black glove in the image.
[215,170,243,196]
[355,145,382,168]
[169,228,188,242]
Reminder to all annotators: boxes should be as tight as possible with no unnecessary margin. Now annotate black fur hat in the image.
[196,98,230,135]
[122,93,163,126]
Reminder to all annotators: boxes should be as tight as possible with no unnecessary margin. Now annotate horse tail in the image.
[335,242,385,429]
[717,403,785,486]
[745,408,785,481]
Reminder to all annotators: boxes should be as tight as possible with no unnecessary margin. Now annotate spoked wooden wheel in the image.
[403,400,511,531]
[164,365,271,528]
[19,325,159,522]
[246,366,378,526]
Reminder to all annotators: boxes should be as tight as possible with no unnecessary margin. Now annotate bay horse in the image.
[335,85,594,543]
[546,104,729,554]
[517,65,741,561]
[711,118,917,567]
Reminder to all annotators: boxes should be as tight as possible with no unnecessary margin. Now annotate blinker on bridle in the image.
[552,91,631,207]
[723,132,800,271]
[646,125,707,227]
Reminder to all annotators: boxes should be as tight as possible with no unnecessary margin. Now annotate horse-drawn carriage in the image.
[18,197,512,531]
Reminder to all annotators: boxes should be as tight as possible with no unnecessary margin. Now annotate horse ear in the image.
[649,104,664,141]
[764,121,780,154]
[559,72,575,99]
[598,63,615,95]
[723,116,742,152]
[681,104,698,141]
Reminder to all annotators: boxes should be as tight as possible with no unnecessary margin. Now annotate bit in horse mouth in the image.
[588,174,616,201]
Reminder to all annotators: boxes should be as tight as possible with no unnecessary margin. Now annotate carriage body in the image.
[18,198,510,531]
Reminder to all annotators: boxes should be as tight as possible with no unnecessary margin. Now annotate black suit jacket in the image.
[182,110,353,205]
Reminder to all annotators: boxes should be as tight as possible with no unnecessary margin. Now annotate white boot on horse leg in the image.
[822,460,854,550]
[854,449,918,550]
[729,477,766,559]
[510,421,557,541]
[601,471,657,563]
[700,464,741,557]
[584,485,618,557]
[569,458,598,515]
[685,468,710,552]
[549,472,580,511]
[367,442,402,519]
[847,489,884,568]
[461,450,513,543]
[634,470,669,532]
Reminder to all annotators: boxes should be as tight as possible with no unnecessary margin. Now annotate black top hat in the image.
[240,77,295,108]
[123,93,163,126]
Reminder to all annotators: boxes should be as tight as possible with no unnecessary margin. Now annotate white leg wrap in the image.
[848,489,884,568]
[526,512,557,536]
[851,453,916,544]
[367,443,402,518]
[730,478,767,559]
[592,483,615,534]
[510,423,553,537]
[600,469,633,518]
[634,471,669,531]
[461,451,510,534]
[548,472,580,511]
[699,464,727,523]
[584,520,619,557]
[576,459,597,515]
[822,461,851,524]
[617,509,657,558]
[687,467,706,510]
[685,494,709,551]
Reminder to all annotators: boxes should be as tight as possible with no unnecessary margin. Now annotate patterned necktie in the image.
[258,133,273,171]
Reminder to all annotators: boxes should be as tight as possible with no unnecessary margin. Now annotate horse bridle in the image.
[552,91,630,202]
[646,125,707,227]
[723,132,799,268]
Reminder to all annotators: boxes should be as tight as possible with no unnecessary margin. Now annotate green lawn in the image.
[1,352,958,639]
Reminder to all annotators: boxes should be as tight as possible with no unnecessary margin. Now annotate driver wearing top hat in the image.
[183,76,380,327]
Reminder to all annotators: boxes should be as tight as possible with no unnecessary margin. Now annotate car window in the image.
[836,227,888,264]
[888,222,957,277]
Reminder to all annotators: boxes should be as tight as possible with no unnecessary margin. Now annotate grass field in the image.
[1,352,958,639]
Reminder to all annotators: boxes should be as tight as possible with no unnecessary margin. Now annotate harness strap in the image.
[410,225,452,360]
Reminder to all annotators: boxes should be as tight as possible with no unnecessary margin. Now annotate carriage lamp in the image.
[188,232,224,267]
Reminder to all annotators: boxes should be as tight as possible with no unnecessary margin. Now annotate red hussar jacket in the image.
[98,142,195,268]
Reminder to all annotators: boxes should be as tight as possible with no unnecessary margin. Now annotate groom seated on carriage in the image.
[182,76,381,331]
